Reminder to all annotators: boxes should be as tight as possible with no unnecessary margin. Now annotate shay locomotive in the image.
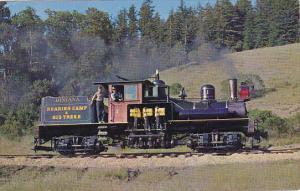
[34,71,257,154]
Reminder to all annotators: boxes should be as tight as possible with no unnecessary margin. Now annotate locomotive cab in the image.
[106,81,143,123]
[95,79,168,123]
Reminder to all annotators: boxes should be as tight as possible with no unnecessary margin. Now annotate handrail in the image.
[168,99,184,110]
[173,97,229,102]
[168,118,250,123]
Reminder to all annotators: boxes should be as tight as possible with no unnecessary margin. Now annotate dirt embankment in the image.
[1,151,300,169]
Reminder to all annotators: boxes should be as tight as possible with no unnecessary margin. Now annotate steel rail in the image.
[0,147,300,159]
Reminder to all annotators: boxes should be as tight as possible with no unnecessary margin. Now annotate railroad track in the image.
[1,147,300,159]
[0,154,55,159]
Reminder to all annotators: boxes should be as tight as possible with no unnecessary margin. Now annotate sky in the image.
[6,0,240,20]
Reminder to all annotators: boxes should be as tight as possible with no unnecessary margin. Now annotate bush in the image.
[169,83,183,96]
[0,104,39,138]
[0,112,23,139]
[249,109,294,138]
[0,106,6,126]
[24,79,57,105]
[290,112,300,131]
[221,73,266,98]
[16,104,39,133]
[238,73,265,90]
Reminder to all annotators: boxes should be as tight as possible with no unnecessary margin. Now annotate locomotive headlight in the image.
[130,108,141,118]
[143,107,153,117]
[155,107,165,116]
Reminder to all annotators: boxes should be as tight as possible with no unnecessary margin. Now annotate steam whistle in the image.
[179,87,187,100]
[155,69,160,80]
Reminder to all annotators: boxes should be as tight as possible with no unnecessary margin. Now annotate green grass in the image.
[161,43,300,117]
[1,160,300,191]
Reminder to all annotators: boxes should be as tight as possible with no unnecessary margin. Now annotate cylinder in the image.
[229,79,238,100]
[200,84,215,101]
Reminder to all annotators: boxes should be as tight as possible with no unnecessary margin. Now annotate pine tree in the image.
[45,9,78,50]
[201,3,216,42]
[167,1,198,48]
[115,9,128,43]
[243,9,255,50]
[82,8,113,44]
[214,0,239,49]
[165,10,176,47]
[268,0,299,46]
[254,0,272,48]
[235,0,253,50]
[183,7,199,49]
[12,7,44,66]
[151,12,164,45]
[0,2,12,55]
[139,0,154,38]
[128,5,138,40]
[0,2,10,23]
[281,0,299,44]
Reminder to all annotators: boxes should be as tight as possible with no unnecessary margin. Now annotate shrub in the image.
[221,73,266,98]
[0,112,23,139]
[0,106,6,126]
[24,79,57,105]
[0,103,39,138]
[238,73,265,90]
[170,83,183,96]
[249,109,294,138]
[290,112,300,131]
[16,104,39,134]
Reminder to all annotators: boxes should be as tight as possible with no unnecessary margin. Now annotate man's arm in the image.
[111,93,116,101]
[90,93,97,104]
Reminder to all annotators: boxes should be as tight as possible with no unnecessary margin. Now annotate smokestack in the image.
[229,79,238,100]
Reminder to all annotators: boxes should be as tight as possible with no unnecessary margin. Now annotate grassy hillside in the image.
[161,43,300,117]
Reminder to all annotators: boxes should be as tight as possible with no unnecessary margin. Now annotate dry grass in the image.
[119,145,191,154]
[0,136,54,155]
[0,136,34,155]
[1,160,300,191]
[161,43,300,117]
[260,133,300,147]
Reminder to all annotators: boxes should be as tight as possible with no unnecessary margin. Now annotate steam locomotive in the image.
[34,71,257,154]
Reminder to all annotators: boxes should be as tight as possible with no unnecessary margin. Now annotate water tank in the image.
[200,84,215,101]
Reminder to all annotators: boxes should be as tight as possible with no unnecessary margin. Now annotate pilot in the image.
[92,85,105,123]
[111,86,123,102]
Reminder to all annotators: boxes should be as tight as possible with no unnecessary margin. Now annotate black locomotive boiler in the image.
[34,71,257,154]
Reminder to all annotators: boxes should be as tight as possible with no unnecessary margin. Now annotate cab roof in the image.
[94,80,153,88]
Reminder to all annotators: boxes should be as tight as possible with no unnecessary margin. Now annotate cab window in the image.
[110,85,124,102]
[124,85,137,100]
[144,86,160,98]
